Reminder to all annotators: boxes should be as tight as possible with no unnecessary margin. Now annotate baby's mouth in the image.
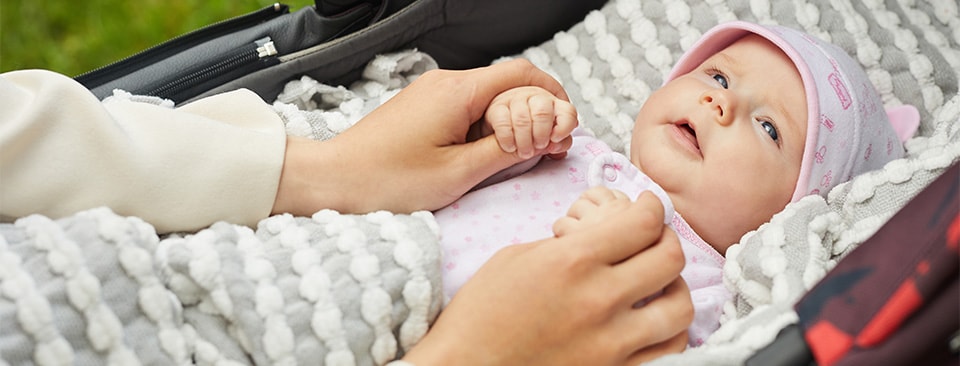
[675,120,701,153]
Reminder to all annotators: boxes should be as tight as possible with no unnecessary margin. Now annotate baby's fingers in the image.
[551,100,579,143]
[544,135,574,160]
[553,216,578,237]
[509,97,535,159]
[486,104,517,153]
[529,94,557,150]
[580,186,628,205]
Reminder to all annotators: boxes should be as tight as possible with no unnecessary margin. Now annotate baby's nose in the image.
[700,90,737,126]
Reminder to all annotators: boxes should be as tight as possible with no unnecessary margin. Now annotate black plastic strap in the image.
[315,0,382,16]
[745,324,815,366]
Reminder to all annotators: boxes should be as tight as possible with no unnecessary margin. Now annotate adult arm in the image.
[272,59,573,216]
[1,60,570,232]
[0,70,286,233]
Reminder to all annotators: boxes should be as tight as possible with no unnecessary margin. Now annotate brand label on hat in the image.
[828,73,852,110]
[820,114,835,132]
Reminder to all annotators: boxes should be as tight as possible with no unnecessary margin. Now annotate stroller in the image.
[5,0,959,364]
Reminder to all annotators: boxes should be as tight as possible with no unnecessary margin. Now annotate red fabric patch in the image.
[857,279,921,347]
[807,320,853,366]
[948,214,959,251]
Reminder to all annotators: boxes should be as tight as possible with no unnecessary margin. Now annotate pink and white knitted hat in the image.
[665,21,920,202]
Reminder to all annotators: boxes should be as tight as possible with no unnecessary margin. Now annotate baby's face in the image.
[630,34,807,254]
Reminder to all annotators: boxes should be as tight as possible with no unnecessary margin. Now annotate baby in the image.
[434,21,919,346]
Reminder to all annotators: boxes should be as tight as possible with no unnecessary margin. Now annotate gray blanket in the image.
[2,0,958,365]
[0,210,442,365]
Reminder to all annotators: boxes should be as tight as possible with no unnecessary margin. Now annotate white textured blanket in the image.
[1,0,958,365]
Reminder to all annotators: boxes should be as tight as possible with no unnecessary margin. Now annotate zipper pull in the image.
[255,37,278,58]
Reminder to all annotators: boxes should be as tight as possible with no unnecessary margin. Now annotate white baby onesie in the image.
[434,128,730,346]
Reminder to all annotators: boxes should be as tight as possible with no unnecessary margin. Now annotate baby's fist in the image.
[484,86,578,159]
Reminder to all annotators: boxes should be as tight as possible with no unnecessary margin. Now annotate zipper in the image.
[75,3,289,88]
[150,37,278,100]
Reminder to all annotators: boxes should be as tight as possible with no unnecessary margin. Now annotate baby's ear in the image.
[885,105,920,142]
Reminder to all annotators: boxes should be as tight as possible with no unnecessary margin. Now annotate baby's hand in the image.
[483,86,578,159]
[553,186,634,238]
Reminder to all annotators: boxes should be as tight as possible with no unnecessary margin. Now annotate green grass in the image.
[1,0,314,77]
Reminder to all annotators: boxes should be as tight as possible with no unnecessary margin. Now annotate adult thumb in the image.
[455,134,532,185]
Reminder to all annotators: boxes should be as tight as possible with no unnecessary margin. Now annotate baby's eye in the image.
[760,120,779,142]
[712,73,728,89]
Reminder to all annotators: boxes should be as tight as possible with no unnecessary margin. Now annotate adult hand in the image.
[404,191,694,365]
[273,59,574,216]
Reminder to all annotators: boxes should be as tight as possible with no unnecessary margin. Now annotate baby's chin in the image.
[673,202,753,256]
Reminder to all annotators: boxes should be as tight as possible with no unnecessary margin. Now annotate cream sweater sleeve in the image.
[0,70,287,233]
